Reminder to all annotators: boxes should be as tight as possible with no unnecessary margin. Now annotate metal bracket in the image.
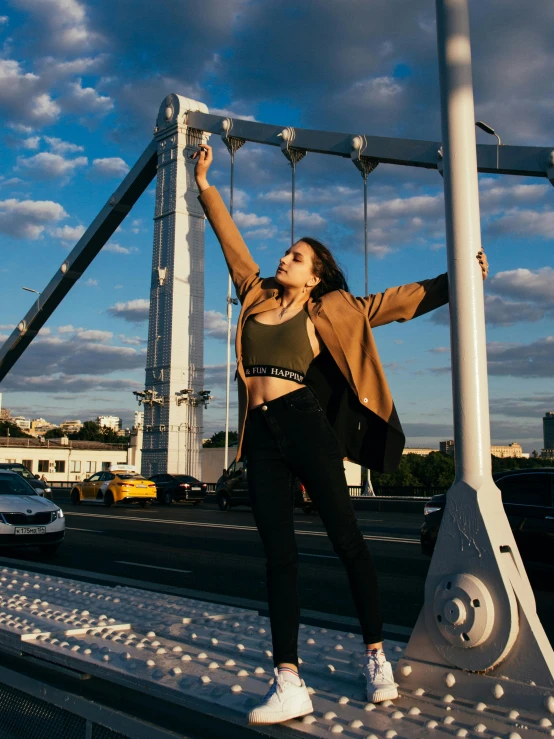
[221,119,246,156]
[350,135,379,180]
[277,127,306,167]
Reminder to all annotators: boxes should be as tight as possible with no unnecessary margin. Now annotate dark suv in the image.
[215,457,314,513]
[148,473,208,506]
[0,463,52,500]
[421,468,554,564]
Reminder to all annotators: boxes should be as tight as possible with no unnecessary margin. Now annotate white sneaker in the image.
[363,652,398,703]
[248,668,314,725]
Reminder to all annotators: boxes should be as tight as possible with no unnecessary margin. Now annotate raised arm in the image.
[354,273,450,328]
[350,248,488,328]
[192,144,262,303]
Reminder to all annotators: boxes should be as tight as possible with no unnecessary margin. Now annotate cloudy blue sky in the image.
[0,0,552,451]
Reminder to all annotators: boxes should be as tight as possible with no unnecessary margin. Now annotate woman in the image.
[193,143,488,726]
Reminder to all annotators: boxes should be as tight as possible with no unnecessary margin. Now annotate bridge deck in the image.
[0,566,551,738]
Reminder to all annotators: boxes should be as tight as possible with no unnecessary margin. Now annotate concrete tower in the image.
[139,95,211,478]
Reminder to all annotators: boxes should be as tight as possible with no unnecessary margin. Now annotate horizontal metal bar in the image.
[0,138,158,383]
[187,110,552,177]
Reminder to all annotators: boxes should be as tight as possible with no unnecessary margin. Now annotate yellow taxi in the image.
[70,465,157,508]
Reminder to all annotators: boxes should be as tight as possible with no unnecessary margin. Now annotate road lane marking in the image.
[116,561,192,574]
[65,512,419,544]
[300,553,338,559]
[66,527,104,533]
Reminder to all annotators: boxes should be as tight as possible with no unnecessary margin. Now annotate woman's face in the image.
[275,241,319,290]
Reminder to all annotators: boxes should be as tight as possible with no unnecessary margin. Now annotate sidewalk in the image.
[0,566,551,738]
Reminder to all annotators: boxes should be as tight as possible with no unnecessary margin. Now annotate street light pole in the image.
[22,287,40,312]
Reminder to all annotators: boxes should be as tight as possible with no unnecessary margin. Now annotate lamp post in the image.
[476,120,502,169]
[22,286,40,311]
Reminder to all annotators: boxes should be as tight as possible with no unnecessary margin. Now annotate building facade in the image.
[0,437,128,482]
[97,416,121,431]
[544,412,554,451]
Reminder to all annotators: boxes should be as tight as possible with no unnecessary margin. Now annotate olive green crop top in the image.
[241,305,314,385]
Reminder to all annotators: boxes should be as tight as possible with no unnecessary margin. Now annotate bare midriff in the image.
[245,305,322,409]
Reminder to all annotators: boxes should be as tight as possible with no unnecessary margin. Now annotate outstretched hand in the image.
[477,249,489,280]
[190,143,212,191]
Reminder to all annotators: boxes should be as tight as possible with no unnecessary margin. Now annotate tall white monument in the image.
[139,95,211,478]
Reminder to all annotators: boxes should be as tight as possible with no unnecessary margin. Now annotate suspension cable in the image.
[278,128,306,245]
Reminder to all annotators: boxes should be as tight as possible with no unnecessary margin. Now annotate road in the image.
[1,498,553,643]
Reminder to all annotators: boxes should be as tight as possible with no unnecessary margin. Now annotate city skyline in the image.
[0,2,553,453]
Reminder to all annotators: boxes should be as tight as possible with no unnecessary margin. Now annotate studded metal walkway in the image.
[0,567,551,738]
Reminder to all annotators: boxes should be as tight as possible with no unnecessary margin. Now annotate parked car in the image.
[0,463,52,499]
[215,457,314,513]
[421,468,554,564]
[70,465,156,508]
[148,474,208,505]
[0,471,65,555]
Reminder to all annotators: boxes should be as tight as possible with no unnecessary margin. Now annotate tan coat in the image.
[199,187,449,472]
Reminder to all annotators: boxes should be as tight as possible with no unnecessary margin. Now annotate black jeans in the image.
[243,386,383,668]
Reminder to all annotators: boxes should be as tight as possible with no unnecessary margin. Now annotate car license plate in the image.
[192,487,201,492]
[15,527,46,535]
[136,485,146,488]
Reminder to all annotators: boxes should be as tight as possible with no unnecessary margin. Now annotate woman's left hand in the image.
[477,249,489,280]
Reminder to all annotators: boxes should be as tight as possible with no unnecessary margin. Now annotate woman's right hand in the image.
[190,144,212,191]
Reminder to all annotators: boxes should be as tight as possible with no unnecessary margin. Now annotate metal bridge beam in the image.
[0,139,158,382]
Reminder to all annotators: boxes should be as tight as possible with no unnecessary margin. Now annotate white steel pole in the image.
[223,150,236,473]
[436,0,491,487]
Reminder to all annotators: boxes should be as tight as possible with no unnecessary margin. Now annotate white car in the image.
[0,471,65,556]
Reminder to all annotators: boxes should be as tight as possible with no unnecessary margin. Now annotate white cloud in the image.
[91,158,130,178]
[0,178,23,188]
[118,334,146,346]
[75,329,112,341]
[0,60,60,125]
[50,224,86,244]
[102,242,139,255]
[43,136,84,154]
[107,299,150,323]
[205,310,237,342]
[260,185,358,205]
[289,209,327,229]
[0,16,8,25]
[489,267,554,307]
[64,79,113,115]
[344,76,403,105]
[22,136,40,149]
[487,336,554,378]
[85,278,98,286]
[218,186,249,209]
[233,211,271,228]
[17,151,88,178]
[9,0,103,52]
[31,93,61,124]
[244,226,278,240]
[210,107,257,122]
[488,208,554,239]
[58,324,83,334]
[0,198,67,238]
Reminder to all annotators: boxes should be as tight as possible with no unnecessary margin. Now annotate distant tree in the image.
[0,420,32,438]
[372,456,422,487]
[45,427,64,438]
[66,422,128,443]
[203,430,238,448]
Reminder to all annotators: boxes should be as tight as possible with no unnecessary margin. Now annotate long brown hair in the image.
[299,236,349,301]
